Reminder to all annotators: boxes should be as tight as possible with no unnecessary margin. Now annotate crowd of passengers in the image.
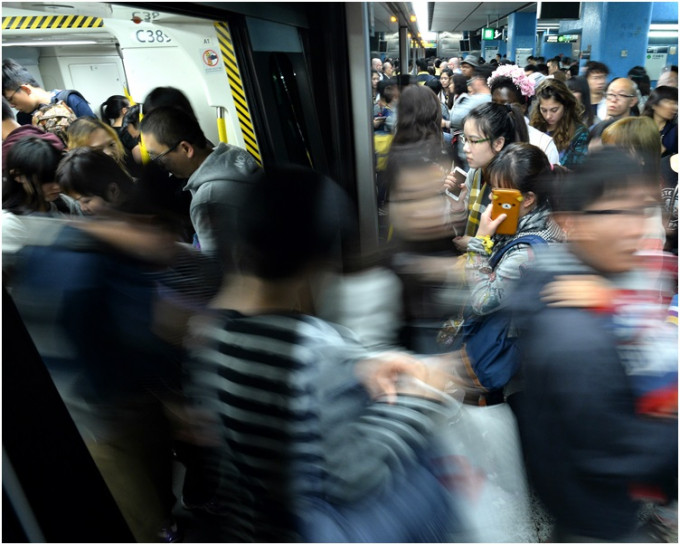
[2,51,678,543]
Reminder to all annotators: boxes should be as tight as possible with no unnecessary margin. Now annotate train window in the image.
[246,18,303,53]
[268,53,314,166]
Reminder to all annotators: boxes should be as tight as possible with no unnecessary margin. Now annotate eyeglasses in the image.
[149,141,181,163]
[582,206,655,217]
[605,92,635,101]
[460,135,490,145]
[5,87,22,104]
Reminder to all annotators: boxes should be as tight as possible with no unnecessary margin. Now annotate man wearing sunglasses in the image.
[2,58,94,120]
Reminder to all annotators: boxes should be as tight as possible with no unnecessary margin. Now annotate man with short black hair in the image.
[416,58,435,85]
[525,64,546,87]
[586,61,610,120]
[512,148,677,543]
[2,58,94,119]
[140,106,262,263]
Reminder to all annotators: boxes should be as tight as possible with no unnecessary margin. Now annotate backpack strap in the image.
[53,90,87,104]
[488,234,548,269]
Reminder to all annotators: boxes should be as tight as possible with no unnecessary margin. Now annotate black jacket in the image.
[511,246,677,540]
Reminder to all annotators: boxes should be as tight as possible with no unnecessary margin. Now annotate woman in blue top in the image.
[530,78,589,169]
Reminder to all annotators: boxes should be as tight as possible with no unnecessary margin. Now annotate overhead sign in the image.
[558,34,578,43]
[546,34,578,43]
[482,27,503,40]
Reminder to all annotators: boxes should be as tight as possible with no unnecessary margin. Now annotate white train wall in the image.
[2,3,260,162]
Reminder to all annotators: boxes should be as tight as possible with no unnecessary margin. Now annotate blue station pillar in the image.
[507,11,537,64]
[581,2,653,77]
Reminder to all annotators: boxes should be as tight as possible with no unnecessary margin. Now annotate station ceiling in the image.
[429,2,537,32]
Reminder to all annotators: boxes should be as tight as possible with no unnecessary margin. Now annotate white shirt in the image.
[525,119,560,165]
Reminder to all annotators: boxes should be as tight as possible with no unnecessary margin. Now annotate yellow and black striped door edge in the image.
[2,15,104,30]
[214,21,262,166]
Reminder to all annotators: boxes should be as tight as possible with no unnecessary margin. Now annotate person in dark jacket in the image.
[2,58,94,118]
[511,148,678,542]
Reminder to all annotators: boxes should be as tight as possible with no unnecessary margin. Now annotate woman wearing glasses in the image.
[530,79,589,170]
[447,101,529,252]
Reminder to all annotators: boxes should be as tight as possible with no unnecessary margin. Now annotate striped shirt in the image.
[186,310,448,541]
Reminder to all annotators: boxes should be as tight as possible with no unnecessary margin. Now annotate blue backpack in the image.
[453,235,547,391]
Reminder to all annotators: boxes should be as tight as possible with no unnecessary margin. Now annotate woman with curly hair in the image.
[530,78,589,169]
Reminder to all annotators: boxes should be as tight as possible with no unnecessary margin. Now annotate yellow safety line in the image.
[2,15,103,29]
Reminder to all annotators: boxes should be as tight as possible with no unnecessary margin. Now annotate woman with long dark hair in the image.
[391,84,443,147]
[642,86,678,157]
[100,94,130,131]
[450,101,529,251]
[530,78,589,169]
[3,136,77,216]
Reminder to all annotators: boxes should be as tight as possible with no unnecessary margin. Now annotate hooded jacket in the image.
[183,143,262,256]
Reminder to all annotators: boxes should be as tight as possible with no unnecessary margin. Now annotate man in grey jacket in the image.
[140,106,262,263]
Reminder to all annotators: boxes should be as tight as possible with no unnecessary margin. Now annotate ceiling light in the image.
[390,15,397,23]
[649,31,678,38]
[410,14,416,22]
[3,40,100,46]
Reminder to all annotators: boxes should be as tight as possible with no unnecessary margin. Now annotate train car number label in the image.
[132,11,160,23]
[135,29,172,44]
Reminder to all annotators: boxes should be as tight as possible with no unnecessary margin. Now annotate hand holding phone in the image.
[489,188,523,235]
[444,165,468,201]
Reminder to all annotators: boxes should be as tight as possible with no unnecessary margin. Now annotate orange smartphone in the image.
[490,189,523,235]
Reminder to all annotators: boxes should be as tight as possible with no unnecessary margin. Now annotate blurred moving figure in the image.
[2,135,81,269]
[9,149,185,542]
[642,86,678,157]
[385,85,467,353]
[185,165,455,541]
[512,148,678,542]
[601,116,669,254]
